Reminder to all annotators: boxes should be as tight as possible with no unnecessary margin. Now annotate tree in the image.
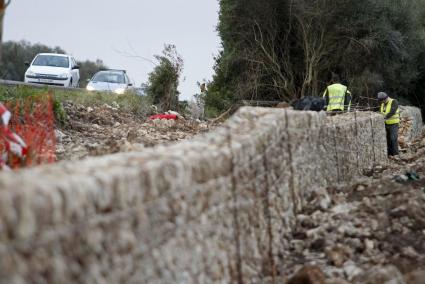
[208,0,425,113]
[0,40,107,84]
[145,44,183,112]
[77,59,107,87]
[0,41,66,81]
[0,0,11,64]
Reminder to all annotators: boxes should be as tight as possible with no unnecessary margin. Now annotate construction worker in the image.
[323,74,351,112]
[377,92,400,157]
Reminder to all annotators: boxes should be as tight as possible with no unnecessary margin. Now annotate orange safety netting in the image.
[0,92,56,169]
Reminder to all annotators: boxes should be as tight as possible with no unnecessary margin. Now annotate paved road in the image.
[0,79,146,96]
[0,79,85,92]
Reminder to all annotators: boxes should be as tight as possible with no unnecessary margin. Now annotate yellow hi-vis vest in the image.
[380,98,400,125]
[323,83,347,111]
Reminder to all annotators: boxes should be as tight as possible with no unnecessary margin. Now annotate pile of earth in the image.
[55,101,210,161]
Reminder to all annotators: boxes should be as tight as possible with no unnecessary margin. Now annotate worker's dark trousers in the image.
[385,124,399,156]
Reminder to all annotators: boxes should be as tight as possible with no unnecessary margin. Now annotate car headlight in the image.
[58,73,69,79]
[26,70,35,77]
[114,88,126,95]
[86,85,95,91]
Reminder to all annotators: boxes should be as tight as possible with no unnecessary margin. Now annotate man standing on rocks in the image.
[323,74,352,113]
[377,92,400,157]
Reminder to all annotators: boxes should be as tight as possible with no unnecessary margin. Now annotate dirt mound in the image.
[56,101,210,161]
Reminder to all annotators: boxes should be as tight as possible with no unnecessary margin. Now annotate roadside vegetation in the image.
[0,40,107,87]
[0,41,183,115]
[0,85,153,125]
[143,44,184,113]
[206,0,425,116]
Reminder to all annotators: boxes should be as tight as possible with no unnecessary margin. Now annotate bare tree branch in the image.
[113,47,157,66]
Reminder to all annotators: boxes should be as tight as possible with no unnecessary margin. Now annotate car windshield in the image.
[92,72,125,84]
[33,55,69,68]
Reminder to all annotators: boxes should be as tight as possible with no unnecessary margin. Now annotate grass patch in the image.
[0,85,153,123]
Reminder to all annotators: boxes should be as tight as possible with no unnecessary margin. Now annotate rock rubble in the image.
[284,128,425,284]
[56,101,210,160]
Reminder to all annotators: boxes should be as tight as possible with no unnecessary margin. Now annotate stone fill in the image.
[0,107,421,283]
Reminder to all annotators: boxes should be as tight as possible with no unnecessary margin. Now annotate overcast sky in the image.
[4,0,221,100]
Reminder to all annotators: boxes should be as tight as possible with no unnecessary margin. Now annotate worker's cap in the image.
[377,92,388,101]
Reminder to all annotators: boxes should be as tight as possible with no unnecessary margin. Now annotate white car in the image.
[24,53,80,88]
[86,70,133,94]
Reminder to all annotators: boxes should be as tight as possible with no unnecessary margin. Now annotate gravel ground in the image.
[281,131,425,283]
[55,101,211,161]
